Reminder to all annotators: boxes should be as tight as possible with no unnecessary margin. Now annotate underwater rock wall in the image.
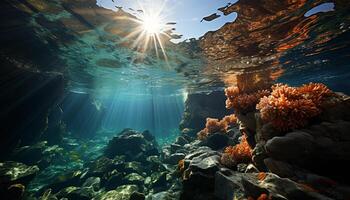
[179,91,231,135]
[0,58,64,156]
[174,84,350,200]
[0,1,68,155]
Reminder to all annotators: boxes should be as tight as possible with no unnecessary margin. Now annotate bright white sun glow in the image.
[123,0,175,62]
[142,15,162,35]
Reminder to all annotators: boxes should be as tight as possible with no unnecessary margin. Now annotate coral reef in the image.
[179,82,350,200]
[225,86,271,113]
[222,114,238,127]
[256,83,334,131]
[197,114,237,140]
[220,135,252,167]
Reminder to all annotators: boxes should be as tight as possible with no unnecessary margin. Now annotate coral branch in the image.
[256,83,334,131]
[225,86,270,113]
[197,114,238,140]
[220,135,252,167]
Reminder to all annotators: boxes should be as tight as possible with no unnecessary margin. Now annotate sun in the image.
[141,14,162,35]
[122,0,175,61]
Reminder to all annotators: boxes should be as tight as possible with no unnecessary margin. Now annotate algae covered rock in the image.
[0,161,39,185]
[163,153,185,165]
[0,161,39,199]
[39,170,85,194]
[95,184,138,200]
[123,173,145,186]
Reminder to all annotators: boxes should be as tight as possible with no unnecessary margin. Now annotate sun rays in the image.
[122,0,174,62]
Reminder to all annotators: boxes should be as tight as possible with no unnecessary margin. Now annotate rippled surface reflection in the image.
[2,0,350,95]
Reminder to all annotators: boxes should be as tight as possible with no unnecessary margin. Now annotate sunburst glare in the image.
[141,14,162,35]
[125,0,173,61]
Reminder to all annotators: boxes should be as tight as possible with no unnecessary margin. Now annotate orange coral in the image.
[225,86,270,113]
[178,159,185,174]
[298,83,333,104]
[247,193,270,200]
[220,135,252,167]
[256,83,334,131]
[257,172,267,181]
[197,129,208,140]
[222,114,238,127]
[257,193,269,200]
[206,118,228,134]
[197,114,238,140]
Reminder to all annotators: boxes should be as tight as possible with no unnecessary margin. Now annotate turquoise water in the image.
[1,0,350,199]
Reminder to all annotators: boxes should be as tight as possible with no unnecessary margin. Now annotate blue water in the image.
[1,0,350,198]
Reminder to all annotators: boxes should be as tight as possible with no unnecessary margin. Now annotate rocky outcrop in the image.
[180,147,222,199]
[95,185,139,200]
[10,141,67,171]
[180,91,232,135]
[264,120,350,183]
[0,60,64,156]
[0,161,39,199]
[104,129,159,161]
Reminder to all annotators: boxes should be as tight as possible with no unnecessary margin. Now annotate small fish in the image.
[201,13,220,22]
[129,8,135,11]
[166,22,177,25]
[171,34,183,39]
[218,5,228,12]
[218,3,233,15]
[115,6,122,9]
[137,9,143,13]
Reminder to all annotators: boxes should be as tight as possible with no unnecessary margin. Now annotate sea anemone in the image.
[220,135,252,167]
[256,83,334,131]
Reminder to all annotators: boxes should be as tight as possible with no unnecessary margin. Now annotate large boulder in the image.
[179,91,231,133]
[164,153,186,165]
[104,129,159,161]
[10,141,65,169]
[180,147,222,199]
[199,133,230,150]
[0,161,39,198]
[0,161,39,185]
[214,170,247,200]
[38,170,85,194]
[215,171,335,200]
[265,120,350,183]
